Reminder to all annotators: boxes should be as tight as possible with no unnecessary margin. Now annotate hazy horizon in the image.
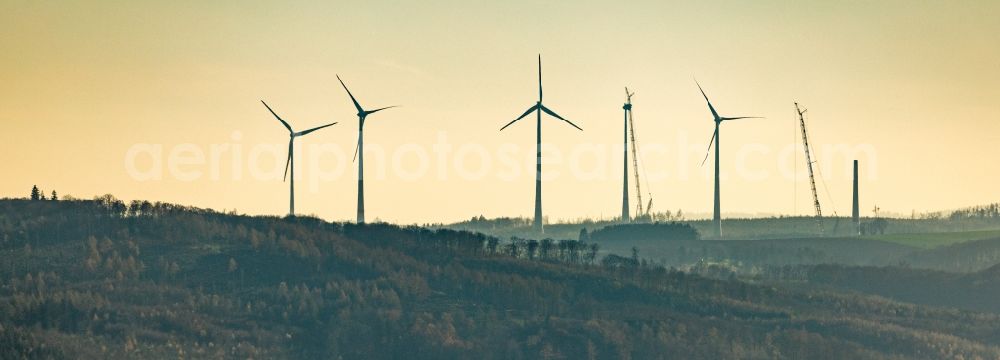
[3,1,998,224]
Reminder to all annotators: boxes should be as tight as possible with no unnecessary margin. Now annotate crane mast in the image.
[626,90,645,218]
[795,102,823,232]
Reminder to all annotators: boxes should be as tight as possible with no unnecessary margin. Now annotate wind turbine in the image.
[621,87,635,223]
[261,100,337,216]
[696,81,761,238]
[500,55,583,233]
[336,75,397,224]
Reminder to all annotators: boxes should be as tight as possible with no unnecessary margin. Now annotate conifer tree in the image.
[30,185,40,201]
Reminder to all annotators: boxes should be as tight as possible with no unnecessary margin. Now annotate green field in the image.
[445,216,1000,244]
[859,229,1000,249]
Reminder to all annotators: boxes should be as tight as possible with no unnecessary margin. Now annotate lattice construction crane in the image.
[795,102,823,232]
[626,88,652,219]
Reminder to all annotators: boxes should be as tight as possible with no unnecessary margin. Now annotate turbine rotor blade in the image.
[694,80,721,121]
[283,139,293,182]
[537,54,543,102]
[539,104,582,131]
[500,104,539,131]
[701,128,718,166]
[352,136,361,163]
[297,122,337,136]
[262,100,293,133]
[365,105,398,115]
[336,75,365,114]
[721,116,764,121]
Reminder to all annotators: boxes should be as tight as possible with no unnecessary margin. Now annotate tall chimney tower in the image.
[852,160,860,235]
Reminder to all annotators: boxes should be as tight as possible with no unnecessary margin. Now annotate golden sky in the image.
[2,1,998,223]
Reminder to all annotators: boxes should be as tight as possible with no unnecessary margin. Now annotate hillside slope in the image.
[790,262,1000,315]
[3,198,1000,359]
[902,236,1000,272]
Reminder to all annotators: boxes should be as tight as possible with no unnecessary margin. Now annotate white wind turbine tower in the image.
[696,81,762,239]
[336,75,398,224]
[621,87,635,223]
[500,55,583,233]
[261,100,337,216]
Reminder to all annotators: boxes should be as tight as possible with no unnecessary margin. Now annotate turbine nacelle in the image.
[260,100,336,184]
[500,56,583,132]
[337,74,397,122]
[696,80,761,125]
[694,82,763,167]
[337,75,397,167]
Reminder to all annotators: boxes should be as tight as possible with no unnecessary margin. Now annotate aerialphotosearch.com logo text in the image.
[124,131,878,192]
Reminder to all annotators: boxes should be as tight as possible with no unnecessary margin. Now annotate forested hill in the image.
[4,198,1000,359]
